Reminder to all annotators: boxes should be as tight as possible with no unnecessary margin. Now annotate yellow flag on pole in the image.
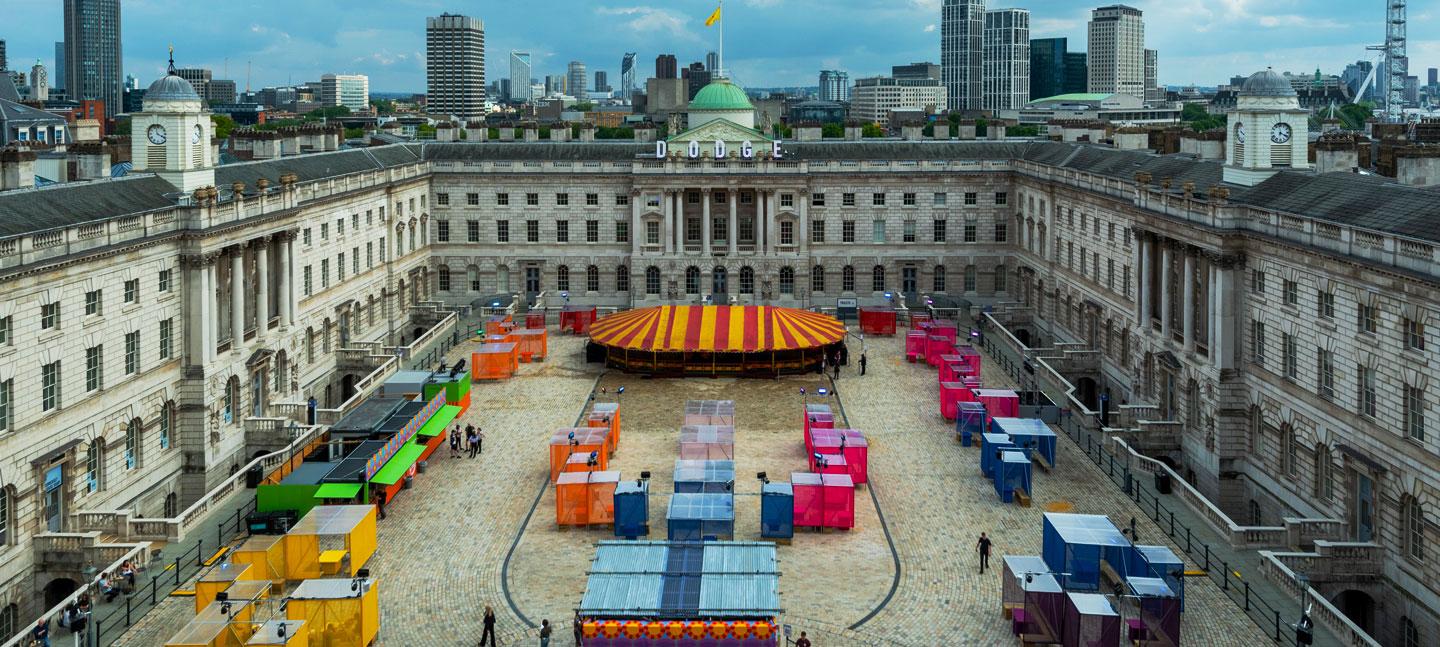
[705,5,722,27]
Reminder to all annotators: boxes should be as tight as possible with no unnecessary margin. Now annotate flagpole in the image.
[718,0,724,78]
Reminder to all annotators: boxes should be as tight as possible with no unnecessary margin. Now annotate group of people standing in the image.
[450,424,486,459]
[819,349,868,379]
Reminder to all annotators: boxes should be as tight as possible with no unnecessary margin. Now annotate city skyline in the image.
[3,1,1439,93]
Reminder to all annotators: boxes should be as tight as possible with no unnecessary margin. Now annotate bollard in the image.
[1222,561,1229,590]
[1244,581,1251,611]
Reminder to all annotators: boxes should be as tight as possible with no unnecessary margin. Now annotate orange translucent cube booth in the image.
[472,342,519,380]
[588,402,621,455]
[556,470,620,526]
[524,311,546,329]
[564,450,608,475]
[510,328,548,362]
[484,315,515,337]
[550,428,610,481]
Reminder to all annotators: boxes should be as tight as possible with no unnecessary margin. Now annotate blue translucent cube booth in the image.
[1128,544,1186,610]
[673,459,736,494]
[956,402,987,447]
[760,482,794,540]
[666,493,735,541]
[991,417,1059,468]
[996,450,1033,503]
[981,433,1013,479]
[613,480,650,538]
[1042,513,1132,591]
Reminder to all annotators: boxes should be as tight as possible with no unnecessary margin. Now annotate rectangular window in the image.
[842,268,855,292]
[527,220,540,243]
[1358,303,1378,334]
[586,193,599,206]
[437,220,450,242]
[1405,317,1427,351]
[85,290,102,317]
[556,220,570,243]
[780,221,794,246]
[932,220,946,242]
[0,378,10,432]
[497,220,510,243]
[646,221,660,245]
[0,316,8,346]
[842,192,856,207]
[902,193,916,206]
[1282,333,1297,379]
[872,193,886,206]
[337,253,345,281]
[587,220,599,243]
[526,193,539,206]
[1283,279,1298,306]
[367,242,374,267]
[352,247,360,275]
[437,192,450,206]
[321,260,330,289]
[616,221,630,243]
[467,221,480,242]
[902,220,916,243]
[811,219,825,243]
[1405,384,1426,441]
[42,301,61,329]
[1358,364,1376,418]
[556,193,569,206]
[964,192,977,205]
[1107,260,1116,290]
[1318,290,1334,319]
[842,220,856,243]
[994,223,1008,242]
[158,269,172,293]
[321,223,329,240]
[994,192,1008,205]
[780,193,794,207]
[1252,269,1265,293]
[933,192,947,206]
[1316,348,1334,400]
[740,192,754,205]
[687,192,700,205]
[871,220,885,244]
[42,361,61,411]
[159,318,173,360]
[616,194,630,206]
[303,228,312,246]
[125,331,140,375]
[963,223,977,243]
[494,193,506,206]
[811,193,825,206]
[86,346,103,392]
[1252,320,1266,365]
[303,266,313,296]
[124,279,139,303]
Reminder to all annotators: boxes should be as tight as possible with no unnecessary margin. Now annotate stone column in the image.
[727,189,738,255]
[207,261,219,357]
[1207,261,1218,357]
[256,237,271,333]
[765,190,777,255]
[279,232,294,327]
[1132,230,1144,324]
[186,254,216,365]
[1214,259,1239,370]
[702,189,712,256]
[662,190,674,255]
[1159,241,1173,343]
[798,193,809,256]
[1138,233,1151,333]
[630,192,643,257]
[231,248,245,349]
[1182,248,1195,352]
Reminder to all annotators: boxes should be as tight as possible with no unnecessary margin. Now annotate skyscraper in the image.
[1031,38,1083,100]
[64,0,124,118]
[1143,48,1162,102]
[54,42,65,89]
[1087,4,1145,96]
[567,61,588,98]
[509,51,532,102]
[321,74,369,112]
[0,39,7,71]
[1430,68,1437,86]
[594,71,609,93]
[706,51,719,73]
[620,53,637,100]
[819,70,850,102]
[982,9,1029,111]
[426,14,486,119]
[656,54,678,80]
[892,63,941,80]
[682,62,710,101]
[941,0,985,111]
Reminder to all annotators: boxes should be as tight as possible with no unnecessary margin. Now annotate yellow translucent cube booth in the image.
[284,506,377,581]
[231,535,287,592]
[164,599,257,647]
[285,578,380,647]
[245,620,308,646]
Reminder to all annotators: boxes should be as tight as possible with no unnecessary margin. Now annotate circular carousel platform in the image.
[586,305,848,377]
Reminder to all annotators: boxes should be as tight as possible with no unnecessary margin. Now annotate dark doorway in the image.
[43,578,78,609]
[1016,328,1032,347]
[1333,590,1375,634]
[1076,377,1100,410]
[901,266,917,296]
[340,374,358,402]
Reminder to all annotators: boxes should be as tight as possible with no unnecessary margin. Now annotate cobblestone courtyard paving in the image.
[118,331,1272,647]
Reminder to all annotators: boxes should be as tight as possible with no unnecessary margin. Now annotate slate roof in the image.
[214,145,422,188]
[0,98,67,124]
[0,175,177,237]
[421,141,648,162]
[1236,171,1440,240]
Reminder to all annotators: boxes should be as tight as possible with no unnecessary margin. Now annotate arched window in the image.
[159,401,174,450]
[645,267,661,295]
[0,488,10,547]
[125,417,142,470]
[779,267,794,294]
[811,266,825,293]
[1248,405,1261,453]
[1186,380,1200,428]
[1248,499,1262,525]
[1280,424,1296,475]
[685,267,701,294]
[556,265,570,292]
[1313,444,1332,501]
[871,265,885,292]
[586,266,600,292]
[1402,616,1419,647]
[467,266,480,292]
[0,602,16,639]
[1403,495,1426,561]
[739,267,755,294]
[408,223,416,252]
[86,442,102,493]
[437,266,451,291]
[933,265,946,293]
[275,351,289,394]
[617,266,631,292]
[964,265,977,292]
[305,327,315,364]
[994,265,1007,292]
[842,266,855,292]
[223,378,236,423]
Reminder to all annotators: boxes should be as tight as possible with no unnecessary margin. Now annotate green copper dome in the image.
[689,80,755,111]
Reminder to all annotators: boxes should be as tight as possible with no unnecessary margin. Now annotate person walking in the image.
[832,352,842,379]
[476,428,485,455]
[450,426,462,459]
[573,614,585,646]
[479,605,497,647]
[859,352,868,376]
[372,490,387,520]
[976,531,993,574]
[795,631,811,647]
[538,619,552,647]
[467,428,480,459]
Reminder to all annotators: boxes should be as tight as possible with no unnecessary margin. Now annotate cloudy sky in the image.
[5,0,1438,92]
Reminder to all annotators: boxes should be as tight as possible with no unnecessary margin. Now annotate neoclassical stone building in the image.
[0,71,1434,644]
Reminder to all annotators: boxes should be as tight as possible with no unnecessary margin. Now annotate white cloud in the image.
[923,24,936,33]
[594,6,699,41]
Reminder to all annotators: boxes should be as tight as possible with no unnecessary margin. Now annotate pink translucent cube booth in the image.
[955,345,982,376]
[975,389,1020,423]
[821,473,856,529]
[926,335,950,366]
[809,452,849,477]
[810,428,869,484]
[803,404,834,453]
[905,331,927,363]
[940,381,970,420]
[909,313,931,330]
[930,321,958,344]
[792,472,825,528]
[938,356,963,382]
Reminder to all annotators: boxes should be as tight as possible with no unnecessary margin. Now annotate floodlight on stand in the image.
[817,388,828,397]
[724,480,734,492]
[277,622,287,638]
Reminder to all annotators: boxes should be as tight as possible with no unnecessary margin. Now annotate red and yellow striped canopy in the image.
[589,306,847,353]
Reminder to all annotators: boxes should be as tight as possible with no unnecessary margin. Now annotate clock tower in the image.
[1222,68,1310,187]
[130,51,215,193]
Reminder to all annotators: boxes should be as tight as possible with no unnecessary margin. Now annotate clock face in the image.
[147,124,167,145]
[1235,123,1246,144]
[192,124,203,144]
[1270,123,1292,144]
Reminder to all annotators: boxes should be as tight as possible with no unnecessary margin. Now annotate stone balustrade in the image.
[1260,551,1383,647]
